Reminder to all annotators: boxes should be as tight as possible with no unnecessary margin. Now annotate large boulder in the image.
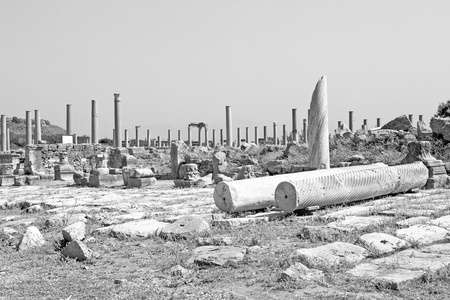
[430,117,450,141]
[381,115,413,131]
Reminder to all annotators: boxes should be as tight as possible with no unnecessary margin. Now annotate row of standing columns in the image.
[346,111,422,132]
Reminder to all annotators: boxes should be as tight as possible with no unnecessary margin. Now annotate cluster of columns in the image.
[341,111,423,132]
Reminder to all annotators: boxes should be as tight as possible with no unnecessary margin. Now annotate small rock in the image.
[26,204,43,213]
[170,265,192,276]
[16,226,46,251]
[188,246,247,266]
[396,224,450,246]
[160,215,210,239]
[281,262,325,282]
[62,221,86,242]
[196,236,233,246]
[61,240,93,261]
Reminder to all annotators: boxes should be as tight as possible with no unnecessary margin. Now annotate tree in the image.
[435,100,450,118]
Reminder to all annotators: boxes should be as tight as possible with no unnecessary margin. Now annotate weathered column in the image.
[187,126,191,146]
[66,104,72,135]
[198,127,201,146]
[35,110,41,144]
[1,115,6,151]
[349,111,354,132]
[204,127,208,147]
[273,122,277,145]
[245,127,249,143]
[308,76,329,169]
[303,119,307,143]
[73,134,77,145]
[157,136,161,147]
[26,111,32,145]
[263,126,267,141]
[377,118,381,127]
[135,126,140,147]
[124,129,129,147]
[338,121,342,128]
[292,108,298,142]
[147,129,151,146]
[114,94,121,147]
[91,100,98,144]
[220,129,224,145]
[112,129,115,146]
[168,129,171,145]
[237,128,241,147]
[225,106,232,147]
[254,126,258,145]
[178,130,181,141]
[419,115,423,122]
[363,119,367,127]
[6,126,10,151]
[408,114,413,123]
[282,124,287,145]
[212,129,216,146]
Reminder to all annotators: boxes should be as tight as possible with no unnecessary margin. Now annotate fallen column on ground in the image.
[213,163,388,213]
[274,161,428,213]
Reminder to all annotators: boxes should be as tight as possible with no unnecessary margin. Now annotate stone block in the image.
[62,221,86,242]
[26,175,41,185]
[0,163,14,175]
[89,174,123,188]
[281,262,325,282]
[396,224,450,246]
[16,226,46,251]
[159,215,210,239]
[14,176,27,186]
[359,232,410,255]
[121,154,137,167]
[61,240,93,261]
[130,168,154,178]
[188,246,247,266]
[327,216,393,231]
[127,177,157,188]
[110,219,168,238]
[0,175,15,186]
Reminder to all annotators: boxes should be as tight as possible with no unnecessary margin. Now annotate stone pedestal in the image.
[24,146,43,175]
[170,141,189,179]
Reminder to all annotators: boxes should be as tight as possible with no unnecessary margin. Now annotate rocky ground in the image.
[2,180,450,299]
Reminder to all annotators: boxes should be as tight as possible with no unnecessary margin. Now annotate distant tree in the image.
[435,100,450,118]
[99,138,113,146]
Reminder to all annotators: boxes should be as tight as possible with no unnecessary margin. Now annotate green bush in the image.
[435,100,450,118]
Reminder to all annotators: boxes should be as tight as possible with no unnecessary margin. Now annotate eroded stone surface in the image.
[281,262,325,282]
[160,215,210,239]
[61,240,93,261]
[62,221,86,242]
[16,226,45,251]
[359,232,410,254]
[110,219,168,238]
[188,246,247,266]
[395,224,450,246]
[327,216,393,230]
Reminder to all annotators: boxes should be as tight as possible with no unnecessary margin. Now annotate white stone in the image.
[188,246,247,266]
[110,219,168,238]
[160,215,210,239]
[16,226,46,251]
[359,232,410,255]
[281,262,325,282]
[395,216,431,228]
[62,221,86,242]
[429,215,450,230]
[396,224,450,246]
[327,216,393,230]
[61,240,93,261]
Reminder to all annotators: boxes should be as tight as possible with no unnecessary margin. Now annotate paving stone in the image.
[321,204,393,220]
[327,216,393,230]
[45,213,87,227]
[160,215,210,239]
[211,217,269,227]
[395,216,431,228]
[62,221,86,242]
[111,212,147,222]
[291,242,367,269]
[246,211,289,220]
[299,225,355,242]
[429,215,450,230]
[359,232,410,255]
[196,236,233,246]
[281,262,325,282]
[0,175,15,186]
[16,226,46,251]
[188,246,247,266]
[379,209,436,217]
[396,224,450,246]
[127,177,157,188]
[61,240,93,261]
[421,243,450,255]
[110,219,168,238]
[0,218,36,229]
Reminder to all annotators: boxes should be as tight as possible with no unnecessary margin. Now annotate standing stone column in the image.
[178,130,181,141]
[419,115,423,122]
[292,108,298,142]
[187,126,191,146]
[168,129,171,145]
[147,129,151,147]
[157,136,161,147]
[254,126,258,145]
[273,122,277,145]
[114,94,121,147]
[1,115,6,151]
[225,106,232,147]
[112,129,115,146]
[303,119,307,143]
[66,104,72,135]
[377,118,381,127]
[338,121,342,128]
[349,111,354,132]
[263,126,267,142]
[282,124,286,145]
[91,100,98,144]
[237,128,241,147]
[204,127,208,147]
[363,119,367,128]
[198,127,202,146]
[124,129,129,147]
[135,126,140,147]
[307,76,330,169]
[212,129,216,146]
[245,127,249,143]
[73,134,77,145]
[26,111,32,145]
[409,114,413,123]
[35,110,41,145]
[220,129,224,145]
[6,127,10,152]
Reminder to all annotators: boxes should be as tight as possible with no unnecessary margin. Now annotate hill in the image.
[7,117,66,149]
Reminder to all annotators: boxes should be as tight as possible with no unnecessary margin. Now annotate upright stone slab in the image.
[307,76,330,169]
[170,141,189,179]
[24,146,43,174]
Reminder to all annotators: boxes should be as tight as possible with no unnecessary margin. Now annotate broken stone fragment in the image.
[187,246,247,266]
[281,262,325,282]
[170,265,192,276]
[16,226,46,251]
[62,221,86,242]
[61,240,93,261]
[160,215,210,239]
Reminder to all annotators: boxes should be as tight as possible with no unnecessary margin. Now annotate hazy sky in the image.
[2,1,450,141]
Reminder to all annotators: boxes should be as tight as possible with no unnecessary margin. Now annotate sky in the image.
[1,1,450,141]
